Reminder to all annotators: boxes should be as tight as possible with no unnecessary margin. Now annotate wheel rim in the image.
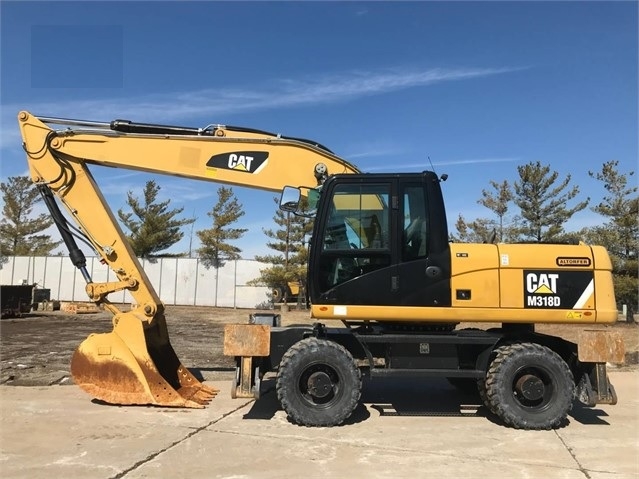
[298,362,341,408]
[511,366,555,410]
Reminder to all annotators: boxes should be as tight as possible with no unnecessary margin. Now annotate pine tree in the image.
[450,214,496,243]
[0,176,61,256]
[583,160,638,321]
[117,180,195,258]
[196,187,247,268]
[513,161,589,242]
[250,197,313,304]
[479,180,515,242]
[451,180,518,243]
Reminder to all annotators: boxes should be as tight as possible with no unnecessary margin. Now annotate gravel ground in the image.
[1,305,636,387]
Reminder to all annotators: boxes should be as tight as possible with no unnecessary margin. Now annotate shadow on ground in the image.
[241,376,487,425]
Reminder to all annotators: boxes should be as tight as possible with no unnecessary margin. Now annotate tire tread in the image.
[276,337,361,427]
[485,342,574,430]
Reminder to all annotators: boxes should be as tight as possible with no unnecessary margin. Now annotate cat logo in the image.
[525,272,562,308]
[526,273,558,294]
[206,151,269,174]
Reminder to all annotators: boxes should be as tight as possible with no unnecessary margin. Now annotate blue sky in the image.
[1,1,637,259]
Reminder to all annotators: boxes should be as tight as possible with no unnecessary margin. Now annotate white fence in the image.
[0,256,271,309]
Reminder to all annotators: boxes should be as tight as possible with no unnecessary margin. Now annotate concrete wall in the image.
[0,256,271,309]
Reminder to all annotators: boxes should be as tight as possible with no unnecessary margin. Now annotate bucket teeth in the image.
[178,385,217,405]
[183,399,206,409]
[200,384,219,394]
[197,388,218,400]
[175,365,219,399]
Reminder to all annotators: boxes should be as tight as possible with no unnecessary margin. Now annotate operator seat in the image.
[404,217,426,259]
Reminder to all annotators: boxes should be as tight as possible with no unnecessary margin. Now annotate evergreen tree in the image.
[117,180,194,258]
[452,180,520,243]
[250,197,313,304]
[196,187,247,268]
[583,160,638,321]
[479,180,515,242]
[513,161,589,242]
[0,176,61,256]
[450,214,496,243]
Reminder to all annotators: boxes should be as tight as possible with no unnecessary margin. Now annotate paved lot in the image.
[1,370,637,479]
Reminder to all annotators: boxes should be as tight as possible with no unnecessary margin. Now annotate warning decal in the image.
[523,270,594,309]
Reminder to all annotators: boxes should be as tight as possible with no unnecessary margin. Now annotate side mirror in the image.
[280,186,301,212]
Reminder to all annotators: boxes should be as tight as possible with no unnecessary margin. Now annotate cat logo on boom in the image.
[206,151,269,174]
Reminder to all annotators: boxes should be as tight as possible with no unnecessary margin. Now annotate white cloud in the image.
[2,65,525,151]
[366,157,520,172]
[344,145,407,160]
[431,157,520,167]
[97,171,144,182]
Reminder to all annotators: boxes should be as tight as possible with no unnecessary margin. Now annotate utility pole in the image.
[188,211,196,258]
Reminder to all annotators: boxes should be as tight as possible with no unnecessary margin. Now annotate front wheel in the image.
[276,337,361,427]
[485,342,574,430]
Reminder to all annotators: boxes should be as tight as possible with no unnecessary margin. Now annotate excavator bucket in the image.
[70,311,217,407]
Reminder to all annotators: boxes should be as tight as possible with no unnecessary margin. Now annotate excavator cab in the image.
[307,172,451,308]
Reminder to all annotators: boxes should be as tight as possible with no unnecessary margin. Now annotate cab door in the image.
[395,178,451,307]
[310,179,395,305]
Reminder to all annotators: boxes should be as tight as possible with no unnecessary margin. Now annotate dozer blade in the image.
[70,311,218,408]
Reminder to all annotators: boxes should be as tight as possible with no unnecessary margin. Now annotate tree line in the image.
[0,178,247,267]
[451,160,637,319]
[1,160,636,316]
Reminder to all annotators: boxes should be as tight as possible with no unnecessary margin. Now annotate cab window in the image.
[402,185,428,261]
[319,183,391,291]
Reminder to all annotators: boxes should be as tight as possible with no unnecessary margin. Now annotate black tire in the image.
[276,337,362,427]
[477,378,490,409]
[485,342,574,430]
[272,288,283,302]
[478,343,511,414]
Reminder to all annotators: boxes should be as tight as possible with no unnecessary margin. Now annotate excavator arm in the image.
[17,111,359,408]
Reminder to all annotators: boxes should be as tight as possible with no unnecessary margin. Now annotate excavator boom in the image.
[17,111,359,408]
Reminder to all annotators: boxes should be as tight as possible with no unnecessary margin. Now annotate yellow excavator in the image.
[18,111,624,430]
[271,281,301,305]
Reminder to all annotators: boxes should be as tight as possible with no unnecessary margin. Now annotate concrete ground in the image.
[1,371,637,479]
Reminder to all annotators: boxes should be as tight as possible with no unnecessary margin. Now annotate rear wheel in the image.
[276,337,361,427]
[272,287,284,302]
[485,342,574,430]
